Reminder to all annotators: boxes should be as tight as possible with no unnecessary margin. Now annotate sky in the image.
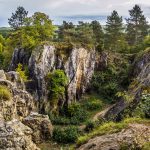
[0,0,150,26]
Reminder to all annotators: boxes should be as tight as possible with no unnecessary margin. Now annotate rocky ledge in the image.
[0,70,53,150]
[77,123,150,150]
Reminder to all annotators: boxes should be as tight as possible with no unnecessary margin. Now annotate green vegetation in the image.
[126,5,149,49]
[16,63,28,81]
[91,53,130,102]
[53,126,79,143]
[104,10,127,52]
[0,85,12,101]
[47,69,68,112]
[77,118,150,146]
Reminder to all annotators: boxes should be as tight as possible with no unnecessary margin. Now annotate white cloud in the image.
[0,0,149,26]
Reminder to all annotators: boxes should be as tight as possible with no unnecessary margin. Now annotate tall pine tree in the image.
[104,10,124,51]
[90,20,104,51]
[8,6,28,30]
[126,5,149,46]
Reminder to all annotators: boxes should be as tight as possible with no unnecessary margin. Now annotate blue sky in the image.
[0,0,150,26]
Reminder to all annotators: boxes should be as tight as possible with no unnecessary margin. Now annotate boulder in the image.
[22,112,53,144]
[0,119,40,150]
[77,123,150,150]
[0,70,6,80]
[6,71,25,90]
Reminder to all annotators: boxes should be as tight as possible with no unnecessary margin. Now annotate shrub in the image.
[67,103,88,124]
[0,85,12,101]
[53,126,78,143]
[46,69,68,110]
[85,121,95,132]
[84,98,103,110]
[16,63,28,81]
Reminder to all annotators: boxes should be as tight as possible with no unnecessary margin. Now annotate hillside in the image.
[0,4,150,150]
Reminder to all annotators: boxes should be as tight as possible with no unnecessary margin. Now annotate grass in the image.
[0,85,12,101]
[77,117,150,146]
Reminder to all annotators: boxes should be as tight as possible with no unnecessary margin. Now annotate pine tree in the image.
[8,6,28,29]
[126,5,149,46]
[90,20,104,51]
[104,10,124,51]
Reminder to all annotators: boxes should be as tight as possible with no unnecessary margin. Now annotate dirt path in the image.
[79,105,114,130]
[92,105,114,121]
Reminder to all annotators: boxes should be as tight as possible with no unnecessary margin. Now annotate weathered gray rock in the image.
[77,123,150,150]
[64,48,96,102]
[0,119,40,150]
[0,70,6,80]
[6,71,25,90]
[0,72,36,121]
[22,112,53,144]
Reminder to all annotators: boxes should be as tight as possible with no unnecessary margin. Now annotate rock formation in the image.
[0,70,53,149]
[77,123,150,150]
[9,45,106,112]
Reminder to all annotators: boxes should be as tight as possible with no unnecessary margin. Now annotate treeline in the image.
[0,5,150,69]
[57,5,149,52]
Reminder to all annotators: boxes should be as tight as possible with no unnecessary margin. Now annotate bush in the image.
[53,126,78,143]
[16,63,28,81]
[84,98,103,110]
[67,103,88,124]
[0,85,12,101]
[85,121,95,132]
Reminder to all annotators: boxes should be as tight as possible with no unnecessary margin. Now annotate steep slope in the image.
[104,48,150,120]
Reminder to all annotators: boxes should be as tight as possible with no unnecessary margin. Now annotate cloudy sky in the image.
[0,0,150,26]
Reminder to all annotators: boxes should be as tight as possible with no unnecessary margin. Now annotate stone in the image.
[6,71,25,90]
[0,70,6,80]
[77,123,150,150]
[0,119,40,150]
[22,112,53,144]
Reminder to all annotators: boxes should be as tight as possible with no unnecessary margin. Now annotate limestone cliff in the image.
[9,45,105,112]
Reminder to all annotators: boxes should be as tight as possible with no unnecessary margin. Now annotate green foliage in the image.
[83,98,103,110]
[58,21,103,49]
[77,118,149,146]
[126,5,149,47]
[104,10,126,52]
[142,142,150,150]
[90,20,104,51]
[49,101,89,125]
[0,85,12,101]
[67,103,88,124]
[8,6,28,29]
[53,126,78,143]
[47,69,68,111]
[85,121,95,132]
[91,53,131,102]
[16,63,28,81]
[133,93,150,118]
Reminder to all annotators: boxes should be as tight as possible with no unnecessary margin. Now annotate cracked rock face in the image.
[23,112,53,144]
[0,70,36,121]
[0,120,40,150]
[9,45,100,110]
[77,123,150,150]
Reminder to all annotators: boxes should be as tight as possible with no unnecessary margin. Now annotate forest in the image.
[0,4,150,150]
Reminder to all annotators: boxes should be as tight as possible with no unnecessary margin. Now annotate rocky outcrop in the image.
[77,123,150,150]
[104,49,150,121]
[0,120,40,150]
[0,70,54,149]
[0,70,36,121]
[23,112,53,144]
[9,45,106,112]
[64,48,96,102]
